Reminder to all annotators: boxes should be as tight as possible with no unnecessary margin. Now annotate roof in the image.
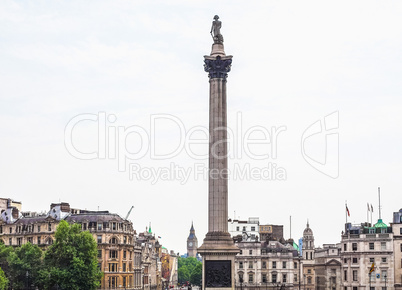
[65,213,126,223]
[374,219,388,228]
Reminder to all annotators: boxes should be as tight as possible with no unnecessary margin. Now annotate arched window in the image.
[307,276,312,284]
[45,237,53,245]
[109,237,118,244]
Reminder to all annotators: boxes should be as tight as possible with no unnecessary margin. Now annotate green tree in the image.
[178,257,202,285]
[0,267,8,290]
[189,262,202,286]
[40,220,102,290]
[7,242,43,289]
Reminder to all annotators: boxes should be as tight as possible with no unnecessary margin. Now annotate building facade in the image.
[341,220,394,289]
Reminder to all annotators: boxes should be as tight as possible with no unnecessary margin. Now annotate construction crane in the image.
[125,206,134,220]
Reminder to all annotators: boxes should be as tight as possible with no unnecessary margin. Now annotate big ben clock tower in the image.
[187,222,198,258]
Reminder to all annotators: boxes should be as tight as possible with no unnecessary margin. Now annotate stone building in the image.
[341,220,394,289]
[65,210,139,289]
[229,217,260,241]
[234,239,300,289]
[302,222,315,290]
[314,244,342,290]
[392,208,402,289]
[259,224,284,243]
[0,200,146,289]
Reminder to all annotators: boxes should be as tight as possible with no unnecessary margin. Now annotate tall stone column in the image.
[198,15,239,290]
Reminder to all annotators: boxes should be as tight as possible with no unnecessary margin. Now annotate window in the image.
[9,228,12,234]
[249,250,252,255]
[400,227,402,235]
[27,237,33,243]
[352,258,357,264]
[369,228,375,234]
[236,226,239,231]
[37,236,41,244]
[343,244,347,251]
[307,277,312,284]
[353,270,357,281]
[112,222,116,230]
[97,235,102,243]
[109,237,117,244]
[48,223,51,231]
[294,274,298,282]
[239,262,243,269]
[240,250,242,255]
[382,257,387,263]
[17,238,22,245]
[307,269,311,274]
[238,274,243,282]
[251,226,255,231]
[369,243,374,250]
[344,270,347,281]
[248,261,253,269]
[243,226,246,231]
[110,250,118,259]
[381,270,387,281]
[272,261,276,269]
[370,257,374,263]
[108,263,117,272]
[123,277,126,287]
[400,243,402,252]
[9,238,12,245]
[83,223,87,230]
[97,223,102,230]
[37,225,41,232]
[123,250,127,259]
[283,274,287,283]
[331,269,336,275]
[352,243,357,251]
[272,273,277,283]
[381,242,386,250]
[262,274,267,283]
[294,262,297,269]
[344,258,347,263]
[123,263,126,272]
[262,261,266,269]
[282,261,286,269]
[248,274,253,283]
[124,236,127,244]
[98,250,102,258]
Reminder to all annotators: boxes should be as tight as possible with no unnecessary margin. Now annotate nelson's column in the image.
[198,15,239,290]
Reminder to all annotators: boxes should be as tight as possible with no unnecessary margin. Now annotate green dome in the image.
[293,242,299,251]
[374,219,388,228]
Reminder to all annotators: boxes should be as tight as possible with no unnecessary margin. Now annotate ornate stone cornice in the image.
[204,55,232,79]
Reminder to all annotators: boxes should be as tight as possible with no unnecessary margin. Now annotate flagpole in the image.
[367,203,369,224]
[345,201,348,223]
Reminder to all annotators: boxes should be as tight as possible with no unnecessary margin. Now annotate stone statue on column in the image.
[210,15,224,44]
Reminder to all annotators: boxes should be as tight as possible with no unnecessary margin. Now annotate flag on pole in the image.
[371,204,374,212]
[367,203,370,211]
[346,205,350,217]
[369,262,375,273]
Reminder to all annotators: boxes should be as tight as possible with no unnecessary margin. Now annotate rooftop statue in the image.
[210,15,224,44]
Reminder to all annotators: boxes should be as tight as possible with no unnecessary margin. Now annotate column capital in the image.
[204,55,232,79]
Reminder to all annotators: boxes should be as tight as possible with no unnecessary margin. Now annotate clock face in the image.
[189,242,193,247]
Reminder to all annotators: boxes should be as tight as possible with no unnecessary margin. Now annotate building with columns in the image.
[392,208,402,289]
[340,220,394,289]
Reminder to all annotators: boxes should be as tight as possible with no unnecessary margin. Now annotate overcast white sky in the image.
[1,0,402,254]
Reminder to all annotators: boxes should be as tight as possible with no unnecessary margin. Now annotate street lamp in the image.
[384,274,387,290]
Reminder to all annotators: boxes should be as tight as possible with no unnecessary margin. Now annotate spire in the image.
[307,219,309,228]
[190,221,195,232]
